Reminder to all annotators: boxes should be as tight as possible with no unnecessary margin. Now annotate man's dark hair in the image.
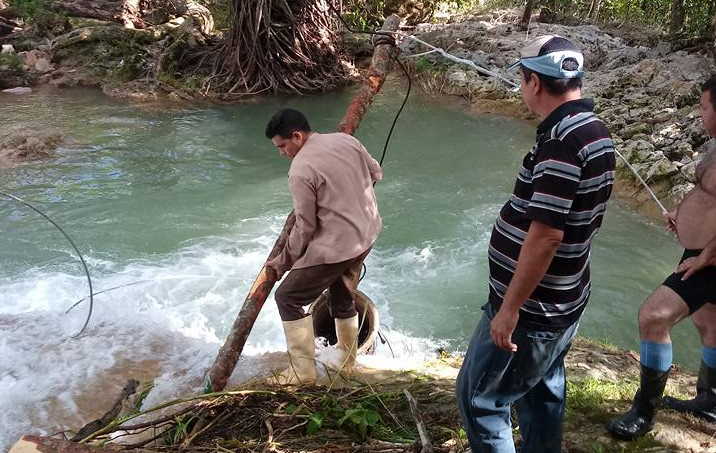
[265,109,311,139]
[521,65,582,96]
[703,75,716,110]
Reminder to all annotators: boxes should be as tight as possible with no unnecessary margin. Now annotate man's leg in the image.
[457,306,577,453]
[327,250,371,374]
[515,322,578,453]
[456,308,517,453]
[607,285,690,439]
[275,264,350,384]
[275,264,348,321]
[663,302,716,421]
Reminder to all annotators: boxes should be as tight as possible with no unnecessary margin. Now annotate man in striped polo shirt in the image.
[456,35,616,452]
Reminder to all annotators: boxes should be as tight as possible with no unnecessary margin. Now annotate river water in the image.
[0,87,695,449]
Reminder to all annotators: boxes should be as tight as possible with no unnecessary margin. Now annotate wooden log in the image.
[8,435,134,453]
[204,14,402,393]
[70,379,140,442]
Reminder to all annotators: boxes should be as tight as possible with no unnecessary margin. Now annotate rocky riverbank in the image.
[399,8,716,218]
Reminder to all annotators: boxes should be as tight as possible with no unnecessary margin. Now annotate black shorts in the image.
[663,249,716,314]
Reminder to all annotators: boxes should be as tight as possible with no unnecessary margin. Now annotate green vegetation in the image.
[483,0,715,38]
[567,377,638,423]
[342,0,715,40]
[8,0,47,20]
[0,52,23,71]
[341,0,475,29]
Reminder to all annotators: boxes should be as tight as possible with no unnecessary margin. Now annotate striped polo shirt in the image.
[488,98,616,330]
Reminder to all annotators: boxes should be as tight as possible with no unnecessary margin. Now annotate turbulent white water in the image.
[0,223,454,449]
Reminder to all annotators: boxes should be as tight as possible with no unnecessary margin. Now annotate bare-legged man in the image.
[607,76,716,440]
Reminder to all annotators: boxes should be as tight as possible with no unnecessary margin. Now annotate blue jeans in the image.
[456,304,579,453]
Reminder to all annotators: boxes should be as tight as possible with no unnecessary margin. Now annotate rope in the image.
[613,149,668,214]
[0,190,94,338]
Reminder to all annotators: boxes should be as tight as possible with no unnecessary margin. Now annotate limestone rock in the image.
[680,160,698,182]
[645,157,680,181]
[619,122,650,140]
[447,69,468,87]
[0,127,63,167]
[621,139,656,162]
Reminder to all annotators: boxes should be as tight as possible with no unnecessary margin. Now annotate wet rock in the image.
[0,127,63,167]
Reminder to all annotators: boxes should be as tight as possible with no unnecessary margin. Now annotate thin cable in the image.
[0,190,94,337]
[613,149,668,214]
[380,55,411,167]
[64,275,248,314]
[65,279,152,314]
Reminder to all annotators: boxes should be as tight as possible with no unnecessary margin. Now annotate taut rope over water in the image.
[0,190,95,337]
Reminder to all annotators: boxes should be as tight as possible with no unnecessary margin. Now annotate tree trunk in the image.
[670,0,685,36]
[519,0,536,30]
[204,14,401,394]
[9,436,121,453]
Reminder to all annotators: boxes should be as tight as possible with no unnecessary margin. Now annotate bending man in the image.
[264,109,382,385]
[456,35,615,452]
[608,76,716,439]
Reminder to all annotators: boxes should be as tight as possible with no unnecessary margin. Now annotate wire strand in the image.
[0,190,94,338]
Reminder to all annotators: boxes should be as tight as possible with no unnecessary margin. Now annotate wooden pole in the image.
[204,14,401,393]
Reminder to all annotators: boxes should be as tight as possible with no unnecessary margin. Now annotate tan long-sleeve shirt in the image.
[271,132,382,272]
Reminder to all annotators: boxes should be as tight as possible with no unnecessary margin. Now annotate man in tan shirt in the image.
[264,108,382,385]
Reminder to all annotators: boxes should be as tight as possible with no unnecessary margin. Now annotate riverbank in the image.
[10,337,715,453]
[398,7,715,219]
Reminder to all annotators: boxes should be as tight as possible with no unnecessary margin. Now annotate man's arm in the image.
[679,234,716,279]
[266,174,318,279]
[490,220,564,351]
[355,139,382,183]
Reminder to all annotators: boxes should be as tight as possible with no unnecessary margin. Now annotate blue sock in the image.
[703,346,716,369]
[640,341,672,372]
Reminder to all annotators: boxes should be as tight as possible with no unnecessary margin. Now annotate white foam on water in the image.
[0,232,452,451]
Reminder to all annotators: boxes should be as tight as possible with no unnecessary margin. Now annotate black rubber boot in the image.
[663,360,716,423]
[607,365,670,440]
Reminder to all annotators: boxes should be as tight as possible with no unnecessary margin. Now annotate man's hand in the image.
[678,248,716,280]
[663,210,678,234]
[265,258,288,281]
[490,307,519,352]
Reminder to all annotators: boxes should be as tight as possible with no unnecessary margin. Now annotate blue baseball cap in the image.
[507,35,584,79]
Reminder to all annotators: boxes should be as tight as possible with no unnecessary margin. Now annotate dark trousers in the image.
[456,303,579,453]
[275,249,370,322]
